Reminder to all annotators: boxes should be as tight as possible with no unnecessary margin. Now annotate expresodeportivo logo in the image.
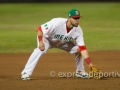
[50,70,120,79]
[54,34,73,42]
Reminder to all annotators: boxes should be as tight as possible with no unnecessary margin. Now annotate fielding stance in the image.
[21,9,94,80]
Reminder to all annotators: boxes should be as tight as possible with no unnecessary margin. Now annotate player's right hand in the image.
[39,41,45,51]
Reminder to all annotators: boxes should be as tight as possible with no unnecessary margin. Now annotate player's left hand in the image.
[39,41,45,51]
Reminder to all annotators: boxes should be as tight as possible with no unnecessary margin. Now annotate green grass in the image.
[0,3,120,53]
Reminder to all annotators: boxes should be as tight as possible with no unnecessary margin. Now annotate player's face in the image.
[70,17,80,27]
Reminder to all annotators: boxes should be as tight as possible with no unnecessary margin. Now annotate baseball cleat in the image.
[76,71,89,79]
[21,72,30,80]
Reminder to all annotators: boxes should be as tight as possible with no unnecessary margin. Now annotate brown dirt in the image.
[0,50,120,90]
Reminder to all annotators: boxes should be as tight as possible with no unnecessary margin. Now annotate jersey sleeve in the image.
[75,26,85,46]
[40,19,55,36]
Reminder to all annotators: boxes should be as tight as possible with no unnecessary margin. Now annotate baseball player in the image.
[21,9,94,80]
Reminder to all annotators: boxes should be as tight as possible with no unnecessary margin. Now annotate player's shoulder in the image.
[74,25,82,30]
[51,17,67,24]
[73,25,83,34]
[51,17,67,21]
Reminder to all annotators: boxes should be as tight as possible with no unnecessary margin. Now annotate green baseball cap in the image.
[68,9,83,18]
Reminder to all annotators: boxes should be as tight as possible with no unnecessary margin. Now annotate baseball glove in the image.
[89,65,102,79]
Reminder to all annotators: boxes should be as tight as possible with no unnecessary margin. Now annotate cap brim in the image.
[72,16,83,18]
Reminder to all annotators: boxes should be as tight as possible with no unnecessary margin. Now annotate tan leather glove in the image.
[89,65,102,79]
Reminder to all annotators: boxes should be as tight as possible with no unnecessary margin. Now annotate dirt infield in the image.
[0,50,120,90]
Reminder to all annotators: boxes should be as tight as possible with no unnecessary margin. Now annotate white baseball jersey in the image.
[41,17,85,46]
[21,18,85,76]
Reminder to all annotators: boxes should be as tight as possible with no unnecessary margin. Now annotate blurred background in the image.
[0,0,119,3]
[0,1,120,53]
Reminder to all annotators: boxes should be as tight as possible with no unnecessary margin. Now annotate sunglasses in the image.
[73,17,80,20]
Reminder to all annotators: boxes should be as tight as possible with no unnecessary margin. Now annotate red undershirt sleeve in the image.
[38,26,42,32]
[78,45,87,51]
[37,26,43,41]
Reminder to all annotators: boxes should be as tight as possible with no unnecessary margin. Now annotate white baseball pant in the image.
[21,37,84,76]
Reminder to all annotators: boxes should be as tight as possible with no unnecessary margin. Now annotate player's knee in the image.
[77,48,80,52]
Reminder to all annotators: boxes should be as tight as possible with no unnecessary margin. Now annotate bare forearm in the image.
[38,31,43,37]
[37,30,45,51]
[37,30,43,42]
[80,50,89,59]
[37,26,43,41]
[81,50,93,67]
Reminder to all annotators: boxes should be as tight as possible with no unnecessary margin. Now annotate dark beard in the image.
[70,20,78,27]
